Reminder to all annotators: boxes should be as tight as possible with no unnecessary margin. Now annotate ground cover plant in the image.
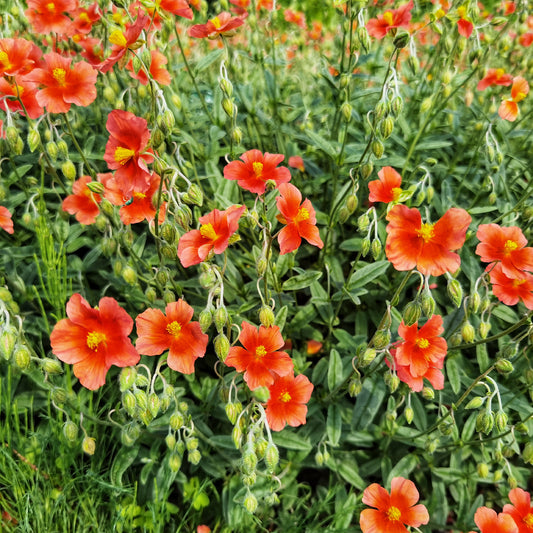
[0,0,532,531]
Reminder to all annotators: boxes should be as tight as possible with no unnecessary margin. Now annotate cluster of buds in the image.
[358,207,382,260]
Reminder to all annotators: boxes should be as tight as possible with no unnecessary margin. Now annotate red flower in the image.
[457,6,474,38]
[275,183,323,255]
[225,321,294,390]
[156,0,193,18]
[127,50,171,86]
[177,205,246,267]
[385,204,471,276]
[475,507,518,533]
[24,52,97,114]
[0,78,44,119]
[367,1,413,39]
[0,206,14,234]
[62,175,102,225]
[368,166,403,203]
[103,109,154,195]
[135,300,208,374]
[360,477,430,533]
[499,76,529,122]
[306,339,323,355]
[476,224,533,279]
[288,155,305,172]
[188,12,244,39]
[50,293,140,390]
[390,349,445,392]
[488,263,533,310]
[67,2,101,37]
[503,488,533,533]
[223,149,291,194]
[25,0,77,35]
[477,68,513,91]
[519,33,533,47]
[284,9,307,29]
[265,372,313,431]
[0,38,42,78]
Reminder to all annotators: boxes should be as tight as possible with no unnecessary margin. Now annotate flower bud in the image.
[61,160,76,181]
[232,425,243,449]
[371,139,384,159]
[0,327,17,360]
[361,238,371,257]
[357,214,370,232]
[242,447,258,475]
[148,392,160,418]
[371,238,382,260]
[341,102,352,122]
[447,279,463,308]
[501,344,518,360]
[495,411,508,432]
[391,96,403,118]
[46,141,59,161]
[242,472,257,487]
[188,449,201,465]
[465,396,484,409]
[259,306,275,327]
[495,358,513,375]
[222,97,235,118]
[122,265,137,285]
[169,453,182,472]
[199,270,217,289]
[214,306,228,333]
[373,329,390,349]
[63,420,78,442]
[385,373,400,393]
[379,116,394,139]
[232,126,243,145]
[28,128,41,152]
[425,438,438,454]
[421,292,435,318]
[393,30,409,48]
[404,407,414,424]
[225,401,242,424]
[42,357,62,374]
[523,442,533,465]
[461,322,475,343]
[449,332,463,347]
[476,411,494,434]
[346,194,358,213]
[214,333,230,361]
[120,367,137,392]
[135,374,150,388]
[244,493,258,514]
[402,300,421,326]
[123,390,137,416]
[339,206,350,224]
[220,78,233,96]
[515,423,528,435]
[187,184,203,207]
[360,348,376,367]
[360,162,373,180]
[82,436,96,455]
[315,451,324,466]
[357,26,371,53]
[165,433,176,450]
[422,387,435,400]
[265,443,279,473]
[199,308,213,333]
[477,463,489,478]
[121,423,141,446]
[134,390,148,412]
[420,97,432,113]
[348,376,362,397]
[175,204,192,230]
[374,101,388,121]
[468,292,481,314]
[186,437,199,451]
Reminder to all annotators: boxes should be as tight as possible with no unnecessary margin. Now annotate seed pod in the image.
[461,321,475,343]
[63,421,78,442]
[214,333,230,361]
[371,139,384,159]
[402,300,421,326]
[61,160,77,181]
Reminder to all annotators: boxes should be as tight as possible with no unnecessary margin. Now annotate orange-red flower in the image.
[288,155,305,172]
[25,0,77,35]
[477,68,513,91]
[103,109,154,195]
[474,507,518,533]
[188,12,244,39]
[127,50,171,86]
[499,76,529,122]
[50,293,140,390]
[275,183,323,255]
[67,2,102,37]
[389,348,445,392]
[503,488,533,533]
[135,300,208,374]
[177,205,246,267]
[488,263,533,310]
[265,372,313,431]
[360,477,430,533]
[306,339,323,355]
[368,166,403,203]
[225,322,294,390]
[62,175,102,225]
[476,224,533,279]
[24,52,98,114]
[457,6,474,38]
[385,204,471,276]
[0,77,44,119]
[0,38,42,78]
[284,9,307,29]
[0,206,14,234]
[223,149,291,194]
[367,1,413,39]
[156,0,193,18]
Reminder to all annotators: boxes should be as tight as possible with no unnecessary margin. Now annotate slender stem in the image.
[63,113,97,179]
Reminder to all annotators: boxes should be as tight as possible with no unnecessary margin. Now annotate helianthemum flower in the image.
[265,372,313,431]
[385,204,471,276]
[275,182,323,254]
[477,68,514,91]
[456,5,474,38]
[135,300,208,374]
[25,0,77,34]
[50,293,140,390]
[368,166,404,204]
[499,76,529,122]
[223,149,291,194]
[366,1,413,39]
[188,11,244,38]
[488,264,533,310]
[225,321,294,390]
[360,477,429,533]
[62,175,102,225]
[0,206,14,234]
[474,507,518,533]
[177,205,246,267]
[503,488,533,533]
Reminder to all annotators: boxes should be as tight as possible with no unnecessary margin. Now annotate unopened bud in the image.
[348,376,362,397]
[232,127,243,145]
[61,160,76,181]
[374,101,388,121]
[214,333,230,361]
[122,265,137,285]
[187,184,203,207]
[232,424,243,449]
[346,194,358,213]
[379,116,394,139]
[404,407,414,424]
[0,328,17,360]
[341,102,352,122]
[402,300,421,326]
[199,308,213,333]
[242,472,257,487]
[360,348,376,367]
[265,443,279,473]
[523,442,533,465]
[28,128,41,152]
[391,96,403,118]
[42,357,62,375]
[123,390,137,416]
[447,279,463,307]
[63,420,78,442]
[422,387,435,400]
[360,162,373,180]
[242,448,258,475]
[476,411,494,434]
[393,30,409,48]
[175,204,192,230]
[170,411,185,430]
[225,401,242,424]
[361,238,371,257]
[469,292,481,314]
[357,26,371,53]
[495,358,513,375]
[421,293,436,318]
[339,206,350,223]
[214,306,228,333]
[501,344,518,360]
[148,392,160,418]
[465,396,485,409]
[120,367,137,392]
[244,493,258,514]
[82,436,96,455]
[169,453,182,472]
[46,141,59,161]
[222,97,235,118]
[186,437,199,451]
[495,411,508,432]
[357,213,370,232]
[259,306,275,327]
[373,329,390,349]
[477,463,489,478]
[461,322,475,343]
[371,139,384,159]
[371,238,382,260]
[385,373,400,393]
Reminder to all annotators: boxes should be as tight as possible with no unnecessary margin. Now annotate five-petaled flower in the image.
[488,264,533,310]
[498,76,529,122]
[275,183,323,255]
[25,0,77,35]
[368,166,404,204]
[457,5,474,38]
[385,204,471,277]
[225,321,294,390]
[366,1,413,39]
[50,293,140,390]
[62,175,102,225]
[135,300,209,374]
[474,507,518,533]
[360,477,430,533]
[0,206,14,234]
[188,12,244,39]
[477,68,514,91]
[503,488,533,533]
[223,149,291,194]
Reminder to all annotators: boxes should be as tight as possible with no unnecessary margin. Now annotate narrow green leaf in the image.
[352,377,387,430]
[346,261,389,291]
[110,445,139,487]
[274,305,288,332]
[327,403,342,446]
[282,270,322,290]
[327,349,343,392]
[385,454,418,486]
[446,355,462,395]
[336,459,365,489]
[272,431,312,451]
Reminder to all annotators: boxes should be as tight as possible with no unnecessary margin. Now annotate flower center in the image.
[457,5,467,18]
[386,506,402,522]
[252,161,264,176]
[255,345,267,358]
[523,513,533,528]
[133,191,146,200]
[495,68,505,80]
[417,223,435,243]
[416,337,430,349]
[383,11,394,25]
[46,2,56,12]
[210,16,222,29]
[109,30,128,47]
[295,207,310,222]
[79,12,90,23]
[52,68,67,87]
[166,321,182,337]
[86,331,106,351]
[200,223,218,241]
[114,146,135,165]
[391,187,403,201]
[279,391,291,403]
[512,278,526,287]
[503,239,518,255]
[0,51,9,66]
[514,91,527,103]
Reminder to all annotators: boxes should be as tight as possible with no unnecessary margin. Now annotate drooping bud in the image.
[447,279,463,308]
[360,162,373,180]
[214,333,230,361]
[63,420,78,442]
[371,139,384,159]
[461,322,475,343]
[82,436,96,455]
[357,213,370,233]
[214,306,228,333]
[373,329,390,349]
[402,300,422,326]
[169,453,182,472]
[123,390,137,416]
[361,238,371,257]
[61,160,77,181]
[346,194,358,213]
[0,327,17,360]
[393,30,409,48]
[199,308,213,333]
[495,358,513,375]
[495,411,508,432]
[42,357,62,375]
[379,116,394,140]
[244,492,258,514]
[477,463,489,478]
[421,292,436,318]
[359,348,376,367]
[404,407,414,424]
[465,396,484,409]
[119,367,137,392]
[371,238,382,260]
[187,184,203,207]
[259,306,275,327]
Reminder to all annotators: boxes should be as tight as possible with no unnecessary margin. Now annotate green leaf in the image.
[346,261,389,291]
[195,48,224,72]
[272,431,312,451]
[352,377,387,430]
[304,129,336,157]
[446,355,462,395]
[386,454,418,485]
[274,305,288,332]
[476,343,489,372]
[282,270,322,290]
[327,403,342,446]
[492,305,518,323]
[335,459,365,489]
[327,349,343,392]
[110,445,140,487]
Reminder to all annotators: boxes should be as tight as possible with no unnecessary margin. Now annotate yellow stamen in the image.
[383,11,394,25]
[495,68,505,79]
[295,207,310,222]
[457,5,467,18]
[417,223,435,243]
[46,2,56,12]
[416,337,430,349]
[109,30,127,47]
[52,68,67,87]
[200,223,218,241]
[503,239,518,254]
[514,91,527,103]
[0,51,9,65]
[133,192,146,200]
[255,345,267,358]
[391,187,403,201]
[252,161,264,176]
[166,321,182,337]
[79,12,90,23]
[279,391,291,403]
[114,147,135,165]
[210,16,222,29]
[512,278,526,287]
[386,506,402,521]
[523,513,533,527]
[86,331,106,351]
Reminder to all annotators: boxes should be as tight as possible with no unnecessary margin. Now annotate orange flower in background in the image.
[0,77,44,119]
[156,0,193,18]
[360,477,430,533]
[225,322,294,390]
[223,149,291,194]
[0,38,42,78]
[275,183,323,255]
[503,488,533,533]
[385,204,471,276]
[25,0,77,35]
[127,50,171,86]
[50,293,140,390]
[177,205,246,267]
[474,507,518,533]
[24,52,98,114]
[229,0,250,17]
[457,5,474,38]
[519,33,533,47]
[288,155,305,172]
[284,9,307,29]
[0,206,14,234]
[62,175,102,225]
[368,166,403,203]
[475,224,533,279]
[498,76,529,122]
[367,0,413,39]
[67,2,102,37]
[265,372,313,431]
[135,300,208,374]
[306,339,323,355]
[488,264,533,310]
[477,68,513,91]
[197,526,211,533]
[188,12,244,39]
